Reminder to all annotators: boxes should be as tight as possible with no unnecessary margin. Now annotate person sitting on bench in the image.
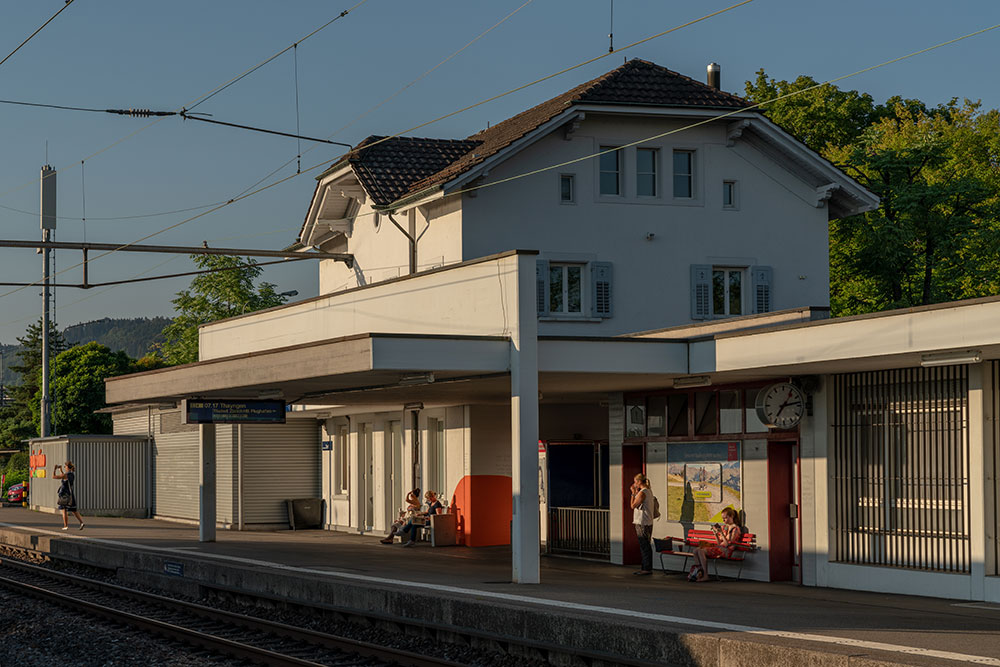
[380,488,422,544]
[400,490,443,547]
[689,507,742,582]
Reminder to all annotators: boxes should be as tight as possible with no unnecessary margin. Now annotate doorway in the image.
[359,423,374,532]
[622,444,645,565]
[767,441,799,582]
[385,420,404,527]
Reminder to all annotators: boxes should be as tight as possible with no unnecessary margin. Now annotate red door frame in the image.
[621,444,645,565]
[766,440,799,582]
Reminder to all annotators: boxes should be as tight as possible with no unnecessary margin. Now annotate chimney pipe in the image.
[707,62,721,90]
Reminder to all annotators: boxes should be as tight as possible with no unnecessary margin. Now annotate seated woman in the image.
[399,490,443,547]
[689,507,742,582]
[380,487,423,544]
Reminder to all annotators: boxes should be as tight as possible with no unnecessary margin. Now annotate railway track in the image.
[0,556,464,667]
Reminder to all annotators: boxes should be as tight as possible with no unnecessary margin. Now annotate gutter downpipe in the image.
[386,212,416,275]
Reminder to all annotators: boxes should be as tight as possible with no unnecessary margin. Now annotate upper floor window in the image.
[537,260,613,319]
[723,180,737,208]
[636,148,657,197]
[549,263,584,314]
[713,268,744,316]
[599,147,621,196]
[690,264,771,320]
[560,174,575,203]
[673,150,694,198]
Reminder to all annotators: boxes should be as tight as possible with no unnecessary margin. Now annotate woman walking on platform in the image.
[52,461,84,531]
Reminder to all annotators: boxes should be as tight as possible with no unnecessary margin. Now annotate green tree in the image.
[745,70,1000,316]
[828,101,1000,314]
[31,342,132,435]
[158,255,289,365]
[0,320,68,447]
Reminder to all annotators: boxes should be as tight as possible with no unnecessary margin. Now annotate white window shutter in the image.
[536,259,549,316]
[590,261,613,318]
[690,264,711,320]
[751,265,773,314]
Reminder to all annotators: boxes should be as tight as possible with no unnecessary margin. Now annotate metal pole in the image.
[40,165,56,438]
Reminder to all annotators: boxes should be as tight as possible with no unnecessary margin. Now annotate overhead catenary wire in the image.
[0,0,961,305]
[3,9,993,318]
[0,0,372,203]
[0,0,77,70]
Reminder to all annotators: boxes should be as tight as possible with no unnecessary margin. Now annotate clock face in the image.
[755,382,805,429]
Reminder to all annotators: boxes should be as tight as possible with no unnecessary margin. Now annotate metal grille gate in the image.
[832,366,970,572]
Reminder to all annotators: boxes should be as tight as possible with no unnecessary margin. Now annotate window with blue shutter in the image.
[590,261,613,318]
[751,265,772,314]
[690,264,712,320]
[536,259,549,315]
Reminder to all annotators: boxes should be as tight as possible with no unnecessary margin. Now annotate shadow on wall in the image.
[452,475,512,547]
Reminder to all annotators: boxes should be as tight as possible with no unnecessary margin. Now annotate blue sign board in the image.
[163,561,184,577]
[321,440,333,451]
[182,399,286,424]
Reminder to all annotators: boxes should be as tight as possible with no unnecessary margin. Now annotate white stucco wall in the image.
[316,192,463,295]
[200,253,523,360]
[459,114,831,336]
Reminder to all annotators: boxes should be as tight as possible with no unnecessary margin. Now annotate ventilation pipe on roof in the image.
[707,62,721,90]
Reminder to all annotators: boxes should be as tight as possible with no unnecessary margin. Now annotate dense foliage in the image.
[0,321,68,448]
[745,71,1000,316]
[30,342,132,435]
[158,255,290,365]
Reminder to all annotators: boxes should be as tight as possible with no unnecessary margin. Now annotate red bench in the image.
[654,529,757,580]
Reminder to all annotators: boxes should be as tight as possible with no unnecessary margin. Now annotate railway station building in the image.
[104,60,1000,602]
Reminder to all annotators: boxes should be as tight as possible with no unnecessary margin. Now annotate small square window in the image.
[637,148,657,197]
[560,174,574,202]
[723,180,737,208]
[599,147,621,196]
[673,150,694,198]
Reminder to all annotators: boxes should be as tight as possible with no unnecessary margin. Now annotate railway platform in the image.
[1,507,997,667]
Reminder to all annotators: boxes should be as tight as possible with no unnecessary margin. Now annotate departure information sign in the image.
[182,399,286,424]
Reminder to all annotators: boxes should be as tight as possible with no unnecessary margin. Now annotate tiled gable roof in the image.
[348,135,481,207]
[341,60,750,207]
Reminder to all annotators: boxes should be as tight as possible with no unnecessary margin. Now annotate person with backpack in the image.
[630,473,655,576]
[52,461,84,531]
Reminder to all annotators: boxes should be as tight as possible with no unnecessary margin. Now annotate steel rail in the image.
[0,557,461,667]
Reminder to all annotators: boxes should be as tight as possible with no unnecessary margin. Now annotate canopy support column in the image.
[200,423,217,542]
[511,252,540,584]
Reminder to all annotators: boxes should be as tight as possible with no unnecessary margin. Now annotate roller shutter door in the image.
[241,419,320,525]
[113,410,149,436]
[152,430,200,520]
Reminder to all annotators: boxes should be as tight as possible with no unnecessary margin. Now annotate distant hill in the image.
[1,317,170,385]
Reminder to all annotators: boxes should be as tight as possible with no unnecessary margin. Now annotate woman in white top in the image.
[630,473,654,575]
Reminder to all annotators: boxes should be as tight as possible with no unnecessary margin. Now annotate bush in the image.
[2,451,28,490]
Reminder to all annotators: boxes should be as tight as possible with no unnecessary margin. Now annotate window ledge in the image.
[539,316,604,323]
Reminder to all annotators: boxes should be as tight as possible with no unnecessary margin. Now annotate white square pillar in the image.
[510,253,540,584]
[969,363,988,599]
[200,423,217,542]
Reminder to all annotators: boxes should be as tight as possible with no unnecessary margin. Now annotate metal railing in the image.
[548,507,610,558]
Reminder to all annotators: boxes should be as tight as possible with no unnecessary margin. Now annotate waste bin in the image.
[285,498,324,530]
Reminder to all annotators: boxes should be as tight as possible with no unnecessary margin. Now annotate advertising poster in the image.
[667,442,741,523]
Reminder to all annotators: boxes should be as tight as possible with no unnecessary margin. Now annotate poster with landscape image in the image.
[666,442,741,523]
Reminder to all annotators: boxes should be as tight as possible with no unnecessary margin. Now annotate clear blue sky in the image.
[0,0,997,345]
